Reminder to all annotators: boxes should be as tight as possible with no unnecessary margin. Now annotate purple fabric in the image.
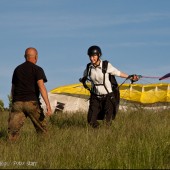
[159,73,170,80]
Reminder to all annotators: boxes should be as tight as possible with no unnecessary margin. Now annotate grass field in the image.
[0,109,169,169]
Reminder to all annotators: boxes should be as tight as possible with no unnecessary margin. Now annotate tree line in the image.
[0,95,12,111]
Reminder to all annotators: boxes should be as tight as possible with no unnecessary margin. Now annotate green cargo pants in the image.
[8,101,47,141]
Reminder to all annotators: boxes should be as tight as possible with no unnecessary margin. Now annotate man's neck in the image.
[93,59,100,67]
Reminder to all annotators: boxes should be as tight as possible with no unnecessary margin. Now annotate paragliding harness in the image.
[80,60,120,120]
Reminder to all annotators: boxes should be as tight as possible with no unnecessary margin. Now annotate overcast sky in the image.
[0,0,170,107]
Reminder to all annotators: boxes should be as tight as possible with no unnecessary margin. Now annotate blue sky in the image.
[0,0,170,107]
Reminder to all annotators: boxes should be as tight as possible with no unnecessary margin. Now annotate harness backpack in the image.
[84,60,120,119]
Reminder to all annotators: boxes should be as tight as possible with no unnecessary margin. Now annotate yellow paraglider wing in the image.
[50,83,170,104]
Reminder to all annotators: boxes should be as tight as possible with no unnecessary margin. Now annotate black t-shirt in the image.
[12,61,47,102]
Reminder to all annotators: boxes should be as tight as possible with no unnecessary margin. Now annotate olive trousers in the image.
[8,101,47,141]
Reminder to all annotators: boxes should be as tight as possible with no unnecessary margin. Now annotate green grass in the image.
[0,109,169,169]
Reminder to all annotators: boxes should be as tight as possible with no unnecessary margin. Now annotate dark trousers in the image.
[87,92,117,128]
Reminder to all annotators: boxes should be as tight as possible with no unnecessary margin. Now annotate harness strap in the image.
[102,60,110,94]
[85,60,111,94]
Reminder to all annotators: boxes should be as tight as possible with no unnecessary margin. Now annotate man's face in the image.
[89,54,99,64]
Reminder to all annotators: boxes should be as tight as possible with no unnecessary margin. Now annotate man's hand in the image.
[127,74,140,83]
[46,105,52,116]
[79,77,87,83]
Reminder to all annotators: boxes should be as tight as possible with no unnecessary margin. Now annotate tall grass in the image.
[0,109,169,169]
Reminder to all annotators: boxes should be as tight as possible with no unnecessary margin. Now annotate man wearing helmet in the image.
[81,45,139,128]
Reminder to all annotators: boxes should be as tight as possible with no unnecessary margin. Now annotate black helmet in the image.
[87,45,102,57]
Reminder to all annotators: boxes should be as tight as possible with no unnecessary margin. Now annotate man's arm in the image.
[120,72,139,82]
[37,79,52,116]
[120,72,129,78]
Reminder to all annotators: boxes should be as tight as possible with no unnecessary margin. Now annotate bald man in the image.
[8,47,52,141]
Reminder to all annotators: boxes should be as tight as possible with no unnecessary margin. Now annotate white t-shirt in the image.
[83,60,121,95]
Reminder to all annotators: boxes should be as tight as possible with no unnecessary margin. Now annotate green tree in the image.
[8,95,12,110]
[0,99,4,112]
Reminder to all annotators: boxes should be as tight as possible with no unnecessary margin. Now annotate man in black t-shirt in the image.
[8,47,52,142]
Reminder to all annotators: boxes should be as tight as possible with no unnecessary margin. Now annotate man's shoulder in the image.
[34,64,43,70]
[14,62,26,70]
[27,61,44,70]
[15,61,44,72]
